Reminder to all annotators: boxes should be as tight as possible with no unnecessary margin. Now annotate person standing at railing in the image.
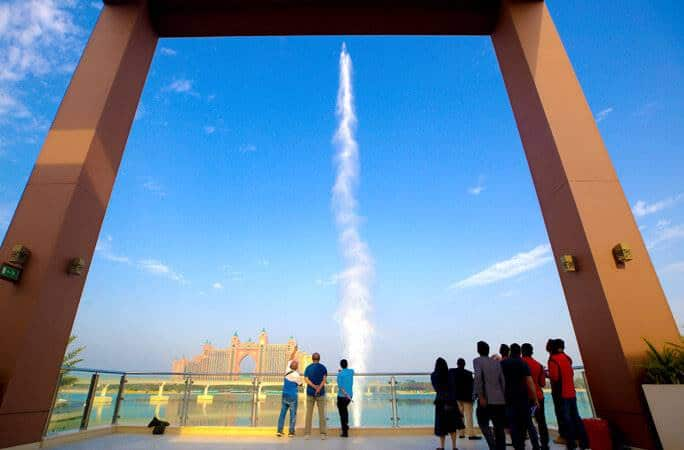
[451,358,482,441]
[548,339,589,450]
[276,346,302,437]
[500,343,541,450]
[546,339,568,445]
[473,341,507,450]
[494,344,510,361]
[431,357,464,450]
[336,359,354,438]
[522,343,550,450]
[303,352,328,440]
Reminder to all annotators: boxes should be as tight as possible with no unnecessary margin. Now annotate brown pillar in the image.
[492,2,679,448]
[0,3,156,447]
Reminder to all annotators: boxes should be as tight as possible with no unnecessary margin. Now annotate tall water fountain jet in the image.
[332,43,374,427]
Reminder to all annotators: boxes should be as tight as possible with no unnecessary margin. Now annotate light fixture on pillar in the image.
[559,255,577,272]
[612,243,633,264]
[67,258,86,276]
[9,244,31,265]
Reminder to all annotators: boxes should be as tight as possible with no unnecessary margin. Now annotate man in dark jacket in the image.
[451,358,482,440]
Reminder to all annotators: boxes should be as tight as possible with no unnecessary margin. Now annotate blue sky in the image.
[1,0,683,372]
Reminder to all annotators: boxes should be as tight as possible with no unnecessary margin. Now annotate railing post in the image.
[80,373,99,431]
[389,376,399,428]
[111,374,126,425]
[250,376,259,427]
[42,370,64,437]
[180,375,192,426]
[176,375,185,424]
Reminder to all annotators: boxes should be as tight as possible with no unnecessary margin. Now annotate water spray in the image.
[333,43,374,427]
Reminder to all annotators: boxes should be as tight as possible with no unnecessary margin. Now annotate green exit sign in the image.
[0,263,22,283]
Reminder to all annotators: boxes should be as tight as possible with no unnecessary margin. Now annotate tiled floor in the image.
[49,433,566,449]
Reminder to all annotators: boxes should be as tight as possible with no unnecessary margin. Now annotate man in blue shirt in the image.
[276,346,302,437]
[303,352,328,439]
[336,359,354,437]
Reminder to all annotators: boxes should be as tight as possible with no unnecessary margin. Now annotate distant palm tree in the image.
[60,335,85,387]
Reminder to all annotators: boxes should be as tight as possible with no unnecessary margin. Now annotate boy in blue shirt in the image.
[337,359,354,437]
[276,346,302,437]
[303,352,328,439]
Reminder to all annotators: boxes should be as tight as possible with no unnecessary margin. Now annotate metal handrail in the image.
[60,366,586,376]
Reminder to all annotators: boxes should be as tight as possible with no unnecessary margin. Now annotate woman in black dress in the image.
[431,357,464,450]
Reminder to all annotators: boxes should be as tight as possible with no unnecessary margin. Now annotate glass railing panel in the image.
[348,375,394,428]
[117,374,186,426]
[47,367,596,433]
[255,374,395,429]
[87,373,121,428]
[46,370,91,435]
[541,367,595,429]
[394,374,434,427]
[574,368,594,418]
[184,374,256,427]
[253,375,293,428]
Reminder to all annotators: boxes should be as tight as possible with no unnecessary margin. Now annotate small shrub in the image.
[642,338,684,384]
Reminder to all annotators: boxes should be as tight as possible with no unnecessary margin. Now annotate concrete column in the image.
[492,2,679,448]
[0,3,157,447]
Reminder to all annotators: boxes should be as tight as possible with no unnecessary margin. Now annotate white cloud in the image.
[96,235,186,283]
[0,203,14,237]
[632,194,682,218]
[138,259,185,283]
[0,89,31,119]
[648,223,684,250]
[94,234,130,264]
[663,261,684,273]
[450,244,553,289]
[657,219,672,229]
[0,0,81,83]
[0,0,83,134]
[90,2,102,10]
[467,185,484,196]
[166,79,193,94]
[212,282,223,289]
[595,107,614,123]
[204,125,216,134]
[257,258,270,267]
[316,274,339,287]
[221,265,244,282]
[467,175,485,196]
[239,144,257,153]
[160,47,177,56]
[134,102,145,121]
[142,178,165,196]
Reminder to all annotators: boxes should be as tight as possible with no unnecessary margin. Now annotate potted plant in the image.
[641,338,683,450]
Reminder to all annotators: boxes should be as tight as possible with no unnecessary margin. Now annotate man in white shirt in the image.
[277,346,302,437]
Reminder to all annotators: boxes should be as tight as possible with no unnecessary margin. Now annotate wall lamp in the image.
[612,243,633,264]
[67,258,86,276]
[559,255,577,273]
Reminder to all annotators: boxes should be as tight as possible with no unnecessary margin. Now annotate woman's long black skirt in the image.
[434,401,465,436]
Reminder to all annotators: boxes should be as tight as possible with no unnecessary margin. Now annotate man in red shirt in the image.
[522,343,549,450]
[548,339,589,450]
